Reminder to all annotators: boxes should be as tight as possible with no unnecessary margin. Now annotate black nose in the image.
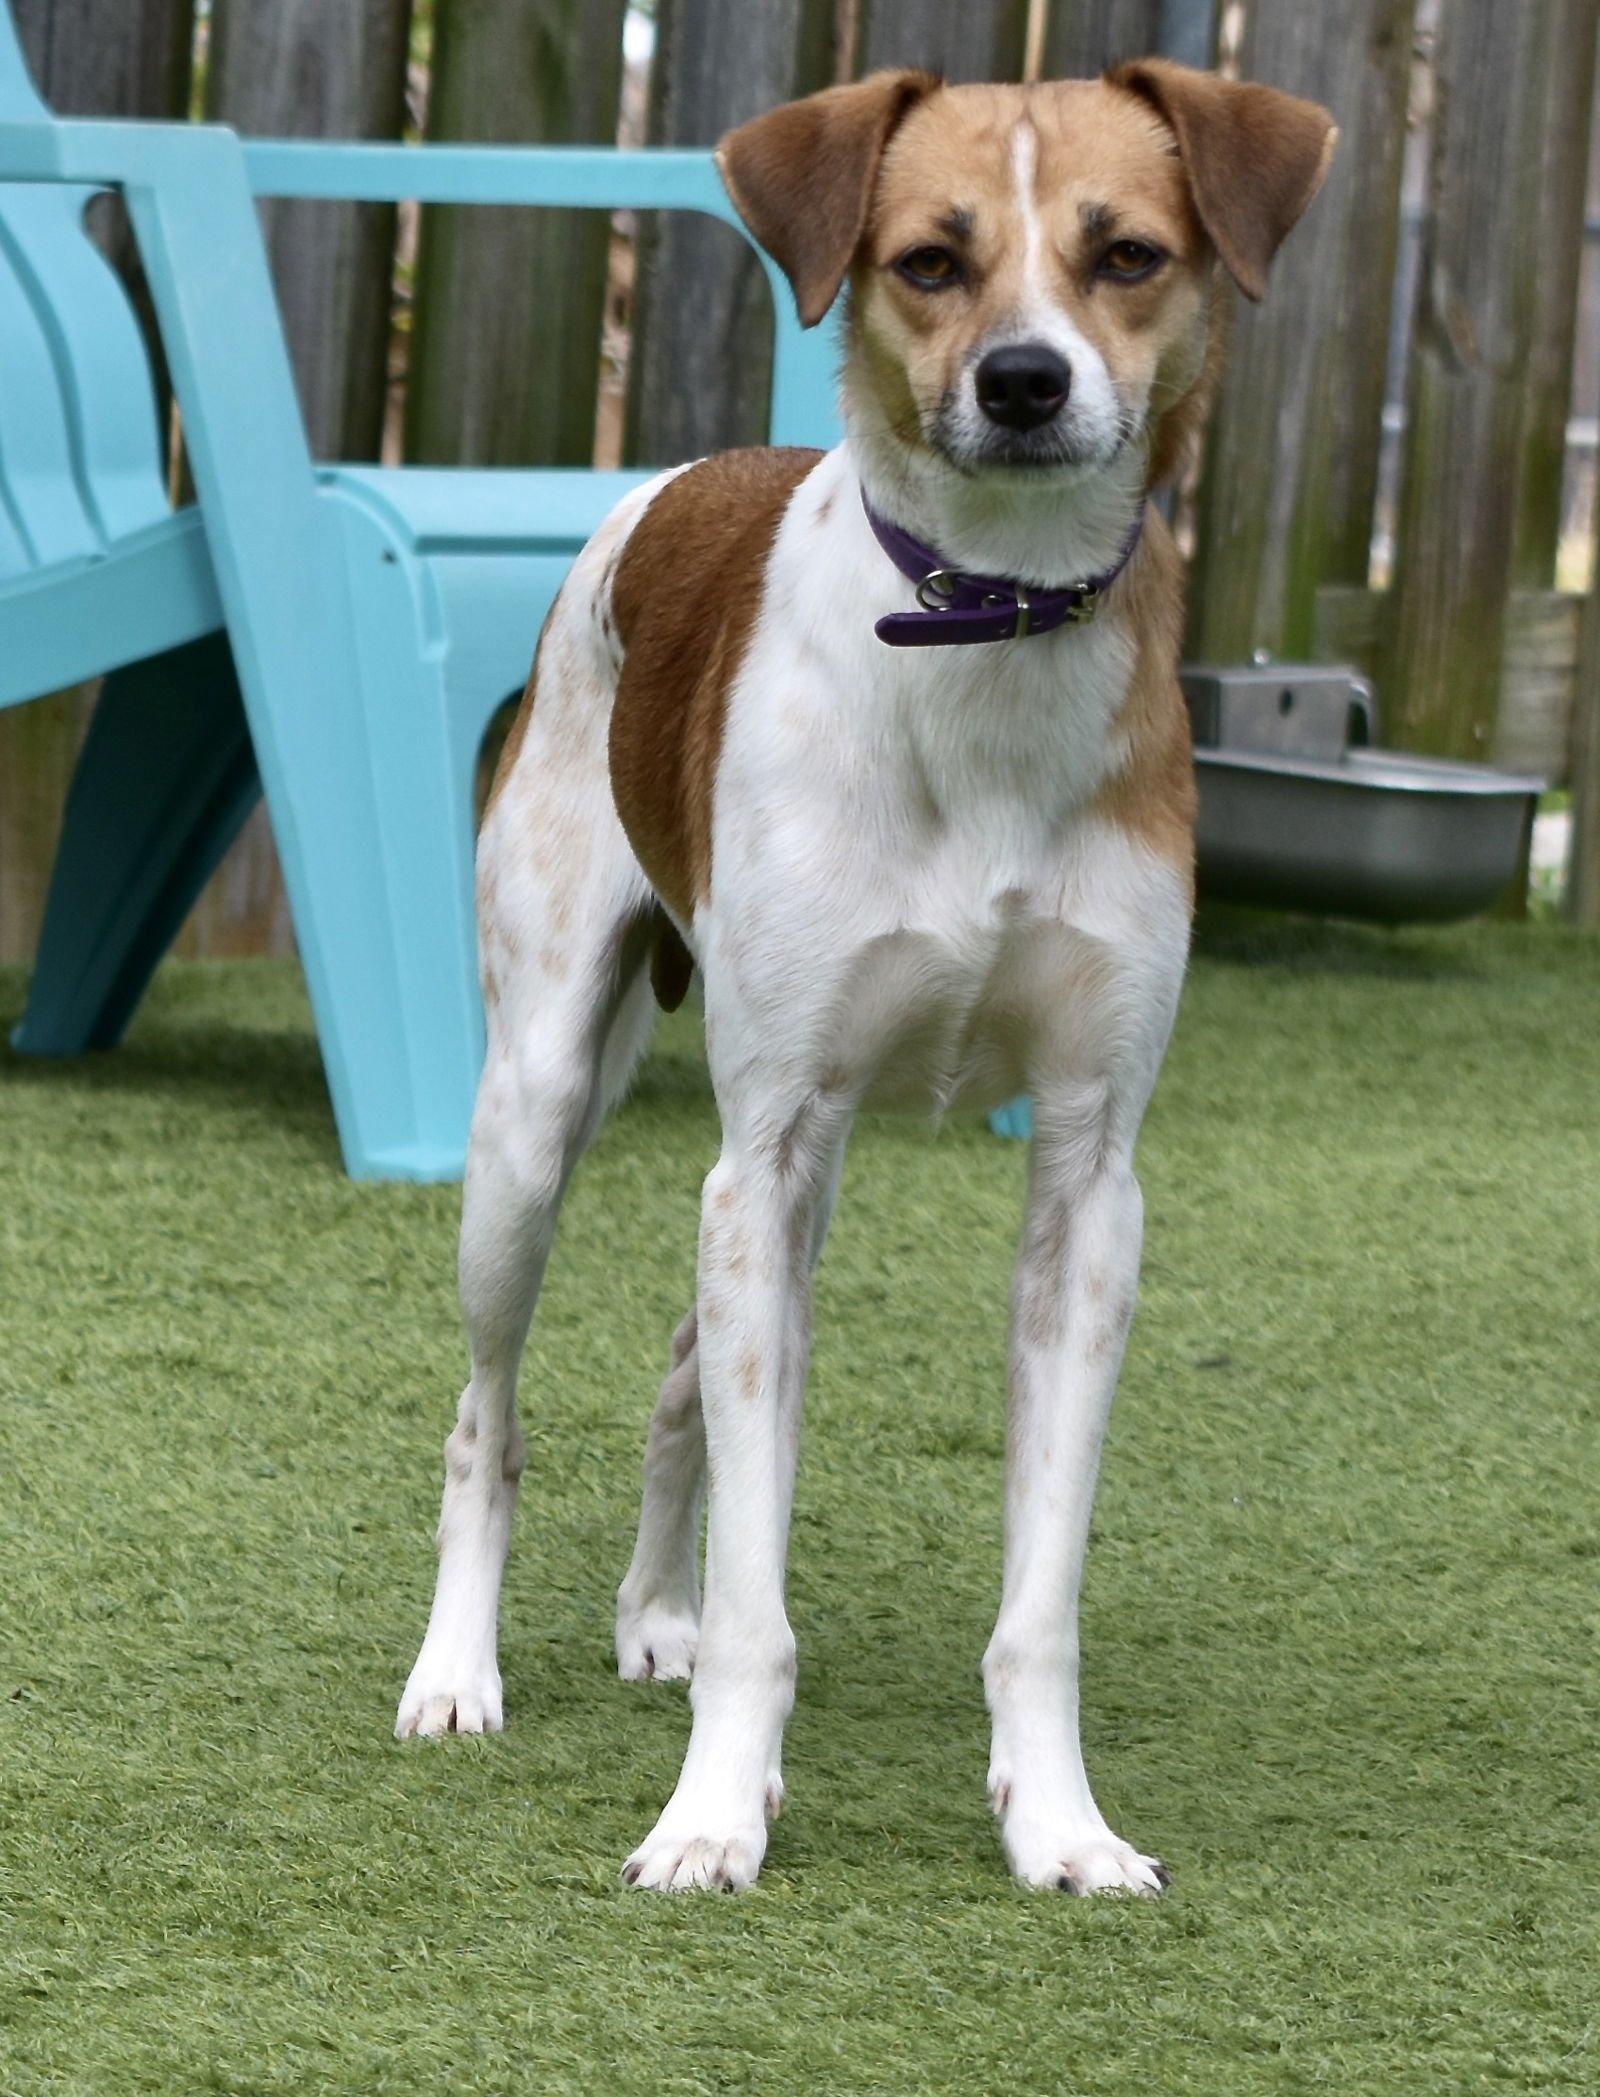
[974,344,1071,431]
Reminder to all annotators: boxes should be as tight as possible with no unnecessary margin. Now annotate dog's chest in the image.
[703,490,1177,1109]
[717,471,1139,920]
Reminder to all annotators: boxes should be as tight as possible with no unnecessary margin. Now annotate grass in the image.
[0,910,1597,2095]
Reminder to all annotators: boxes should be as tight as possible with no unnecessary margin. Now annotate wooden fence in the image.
[4,0,1600,947]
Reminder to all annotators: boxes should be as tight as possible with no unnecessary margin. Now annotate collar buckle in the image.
[980,584,1033,640]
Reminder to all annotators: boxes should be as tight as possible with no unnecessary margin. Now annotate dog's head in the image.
[719,63,1335,489]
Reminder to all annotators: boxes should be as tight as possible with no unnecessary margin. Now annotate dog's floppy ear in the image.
[718,70,941,328]
[1109,59,1336,302]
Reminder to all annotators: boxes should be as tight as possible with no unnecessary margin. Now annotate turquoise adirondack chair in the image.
[0,5,838,1178]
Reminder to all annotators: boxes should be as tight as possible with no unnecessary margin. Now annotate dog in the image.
[395,60,1335,1894]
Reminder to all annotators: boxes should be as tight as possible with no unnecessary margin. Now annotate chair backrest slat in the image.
[0,24,170,579]
[0,191,171,576]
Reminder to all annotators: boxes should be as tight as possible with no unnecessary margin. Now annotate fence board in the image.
[625,0,834,465]
[1511,0,1600,589]
[2,0,192,968]
[406,0,628,467]
[1186,0,1415,664]
[1316,582,1581,783]
[11,0,190,117]
[206,0,411,463]
[855,0,1031,82]
[1042,1,1164,77]
[1385,0,1563,757]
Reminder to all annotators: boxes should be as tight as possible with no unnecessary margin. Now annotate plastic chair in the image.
[0,4,838,1178]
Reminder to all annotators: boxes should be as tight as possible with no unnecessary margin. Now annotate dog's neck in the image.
[844,393,1150,594]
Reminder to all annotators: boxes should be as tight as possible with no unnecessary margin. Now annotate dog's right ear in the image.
[718,70,941,328]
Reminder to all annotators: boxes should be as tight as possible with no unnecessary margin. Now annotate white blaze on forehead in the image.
[1012,119,1046,302]
[997,113,1123,457]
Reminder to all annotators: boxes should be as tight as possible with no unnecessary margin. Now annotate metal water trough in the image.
[1182,662,1546,922]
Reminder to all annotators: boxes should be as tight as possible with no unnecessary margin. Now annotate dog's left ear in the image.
[718,70,941,328]
[1109,59,1337,301]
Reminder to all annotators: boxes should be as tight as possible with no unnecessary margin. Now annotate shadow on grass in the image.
[1191,902,1493,980]
[0,961,341,1164]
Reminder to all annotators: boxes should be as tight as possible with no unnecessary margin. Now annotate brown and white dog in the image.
[396,61,1335,1894]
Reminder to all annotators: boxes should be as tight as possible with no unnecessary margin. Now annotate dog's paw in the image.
[1028,1837,1168,1896]
[621,1782,776,1893]
[622,1826,766,1893]
[394,1648,504,1738]
[615,1596,700,1682]
[993,1789,1167,1895]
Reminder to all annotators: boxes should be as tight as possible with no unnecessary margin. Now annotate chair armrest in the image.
[238,140,739,221]
[0,123,732,222]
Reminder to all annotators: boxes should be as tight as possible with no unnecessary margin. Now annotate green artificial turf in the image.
[1,912,1596,2095]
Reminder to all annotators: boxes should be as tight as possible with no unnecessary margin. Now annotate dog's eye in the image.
[897,245,962,289]
[1099,239,1162,282]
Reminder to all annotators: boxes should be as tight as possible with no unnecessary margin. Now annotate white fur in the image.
[397,161,1191,1903]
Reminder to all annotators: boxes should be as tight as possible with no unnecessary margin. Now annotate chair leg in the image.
[13,631,260,1055]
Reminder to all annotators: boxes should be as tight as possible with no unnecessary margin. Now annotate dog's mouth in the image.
[927,410,1130,479]
[926,381,1140,481]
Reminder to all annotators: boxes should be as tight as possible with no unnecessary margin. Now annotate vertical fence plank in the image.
[206,0,411,464]
[1042,1,1164,77]
[2,0,193,968]
[12,0,190,115]
[625,0,834,465]
[1511,0,1600,590]
[1156,0,1217,66]
[855,0,1031,83]
[1186,0,1415,666]
[405,0,628,467]
[1385,0,1566,757]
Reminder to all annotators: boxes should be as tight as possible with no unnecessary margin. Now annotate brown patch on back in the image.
[609,448,822,924]
[1088,508,1197,879]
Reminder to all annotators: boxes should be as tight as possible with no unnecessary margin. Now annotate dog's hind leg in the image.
[395,895,654,1740]
[397,523,660,1740]
[615,1307,706,1682]
[622,1099,850,1890]
[615,1142,845,1688]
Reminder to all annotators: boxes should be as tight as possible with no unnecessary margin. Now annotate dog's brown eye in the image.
[1099,240,1162,282]
[897,245,962,289]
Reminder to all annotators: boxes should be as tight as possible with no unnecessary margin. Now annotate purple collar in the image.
[862,490,1145,647]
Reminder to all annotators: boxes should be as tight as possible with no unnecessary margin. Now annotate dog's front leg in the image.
[623,1129,828,1892]
[984,1110,1168,1894]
